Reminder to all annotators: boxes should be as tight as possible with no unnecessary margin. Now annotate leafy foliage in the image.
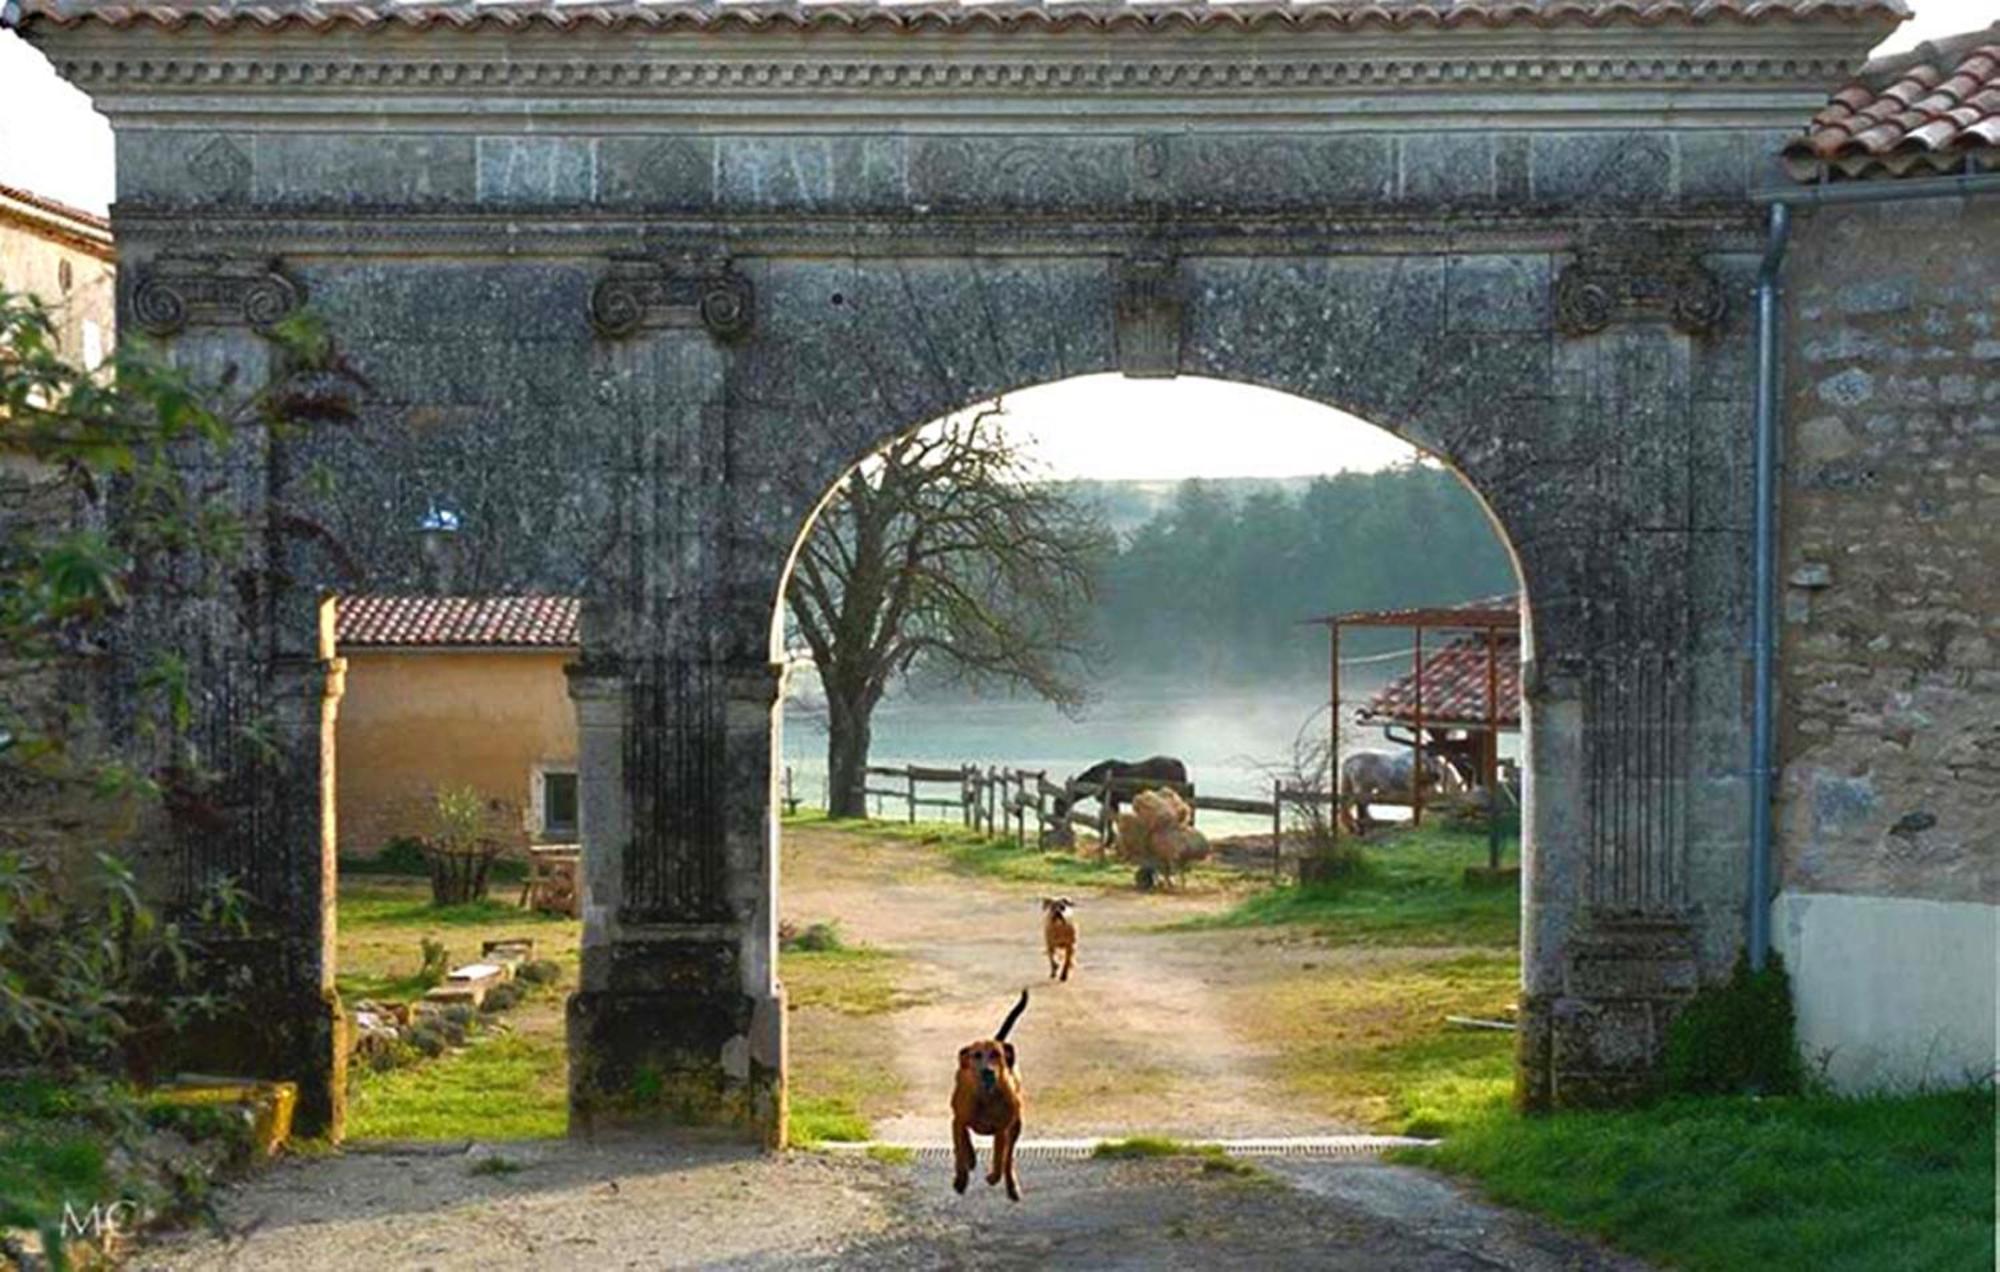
[785,404,1112,815]
[0,850,248,1075]
[1664,952,1804,1097]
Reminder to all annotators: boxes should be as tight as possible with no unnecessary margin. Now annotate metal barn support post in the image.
[1412,628,1426,829]
[1486,625,1502,870]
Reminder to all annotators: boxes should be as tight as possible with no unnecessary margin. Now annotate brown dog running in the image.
[951,989,1029,1202]
[1041,897,1077,982]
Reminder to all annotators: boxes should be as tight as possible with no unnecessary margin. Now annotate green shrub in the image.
[418,938,450,989]
[0,850,246,1076]
[782,921,845,953]
[1665,952,1802,1096]
[480,982,524,1013]
[377,837,429,875]
[517,959,563,986]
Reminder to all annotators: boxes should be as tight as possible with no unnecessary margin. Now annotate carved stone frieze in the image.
[128,253,304,337]
[588,253,754,342]
[1115,250,1182,378]
[1554,245,1725,338]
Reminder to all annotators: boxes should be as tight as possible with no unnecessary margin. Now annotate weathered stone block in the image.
[1529,133,1673,205]
[1399,133,1495,204]
[477,136,595,204]
[597,136,716,209]
[1563,922,1701,1000]
[1676,132,1750,201]
[909,136,1132,211]
[252,134,476,207]
[717,136,907,212]
[1445,255,1550,334]
[1551,997,1657,1072]
[1172,134,1394,210]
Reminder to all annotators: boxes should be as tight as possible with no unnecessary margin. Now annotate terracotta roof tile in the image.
[1785,26,2000,179]
[1358,632,1522,730]
[3,0,1909,34]
[335,595,580,648]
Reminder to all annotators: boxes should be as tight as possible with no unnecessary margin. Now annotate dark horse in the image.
[1053,756,1189,818]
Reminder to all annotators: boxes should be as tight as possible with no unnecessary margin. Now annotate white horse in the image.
[1339,749,1468,829]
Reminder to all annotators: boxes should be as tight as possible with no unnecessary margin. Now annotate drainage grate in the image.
[823,1135,1437,1163]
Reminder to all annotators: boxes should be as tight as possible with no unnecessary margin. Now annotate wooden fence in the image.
[842,762,1342,875]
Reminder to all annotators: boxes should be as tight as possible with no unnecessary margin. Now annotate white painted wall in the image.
[1773,891,1998,1093]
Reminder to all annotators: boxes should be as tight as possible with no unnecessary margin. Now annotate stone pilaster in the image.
[566,656,787,1145]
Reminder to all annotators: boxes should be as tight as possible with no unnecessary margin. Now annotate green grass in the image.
[1182,824,1519,947]
[1092,1137,1266,1179]
[782,944,916,1015]
[336,883,572,932]
[1234,950,1518,1134]
[1399,1087,1996,1272]
[866,1144,916,1165]
[346,1031,568,1142]
[788,1097,873,1147]
[0,1080,109,1232]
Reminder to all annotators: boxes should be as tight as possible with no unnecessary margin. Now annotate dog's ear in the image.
[1039,896,1053,910]
[958,1046,972,1069]
[1002,1042,1017,1071]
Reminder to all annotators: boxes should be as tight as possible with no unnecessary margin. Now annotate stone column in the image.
[565,655,787,1145]
[107,251,349,1135]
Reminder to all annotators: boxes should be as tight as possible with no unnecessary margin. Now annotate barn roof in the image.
[335,595,580,649]
[1783,25,2000,179]
[1358,630,1521,730]
[3,0,1907,35]
[1308,592,1520,631]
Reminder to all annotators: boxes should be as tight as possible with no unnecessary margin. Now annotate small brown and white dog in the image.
[1041,897,1077,982]
[951,989,1028,1202]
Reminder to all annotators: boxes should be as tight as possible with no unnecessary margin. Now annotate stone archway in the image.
[12,0,1894,1140]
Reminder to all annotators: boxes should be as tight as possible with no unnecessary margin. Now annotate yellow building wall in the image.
[0,212,115,365]
[335,649,577,857]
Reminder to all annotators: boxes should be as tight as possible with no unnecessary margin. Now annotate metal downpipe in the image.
[1749,200,1790,973]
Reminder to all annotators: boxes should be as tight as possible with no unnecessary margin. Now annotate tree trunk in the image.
[825,688,875,819]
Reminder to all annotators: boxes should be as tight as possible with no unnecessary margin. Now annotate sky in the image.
[1,0,1989,478]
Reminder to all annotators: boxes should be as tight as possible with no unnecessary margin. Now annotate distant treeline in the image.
[1087,463,1516,683]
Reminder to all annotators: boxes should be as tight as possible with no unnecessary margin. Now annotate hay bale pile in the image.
[1112,788,1211,889]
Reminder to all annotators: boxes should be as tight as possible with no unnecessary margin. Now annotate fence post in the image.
[906,767,916,824]
[1272,780,1283,879]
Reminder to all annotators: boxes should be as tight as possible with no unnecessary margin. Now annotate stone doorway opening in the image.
[767,375,1534,1147]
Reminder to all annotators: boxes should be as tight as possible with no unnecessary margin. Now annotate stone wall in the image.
[1774,193,1999,1090]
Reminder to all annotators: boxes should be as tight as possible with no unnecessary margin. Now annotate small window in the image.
[542,771,578,838]
[58,259,73,293]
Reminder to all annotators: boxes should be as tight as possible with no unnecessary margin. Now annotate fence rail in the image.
[798,761,1341,874]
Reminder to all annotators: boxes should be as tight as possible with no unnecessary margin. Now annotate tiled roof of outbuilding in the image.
[2,0,1909,35]
[1359,631,1522,730]
[1784,25,2000,179]
[335,595,580,648]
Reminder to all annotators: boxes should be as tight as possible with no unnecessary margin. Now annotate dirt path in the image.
[134,1142,1650,1271]
[784,827,1380,1141]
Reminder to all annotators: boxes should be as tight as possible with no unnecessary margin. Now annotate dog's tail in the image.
[995,989,1029,1041]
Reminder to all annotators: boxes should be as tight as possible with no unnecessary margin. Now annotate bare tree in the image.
[785,404,1109,818]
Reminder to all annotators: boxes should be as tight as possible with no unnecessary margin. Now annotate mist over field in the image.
[780,465,1522,830]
